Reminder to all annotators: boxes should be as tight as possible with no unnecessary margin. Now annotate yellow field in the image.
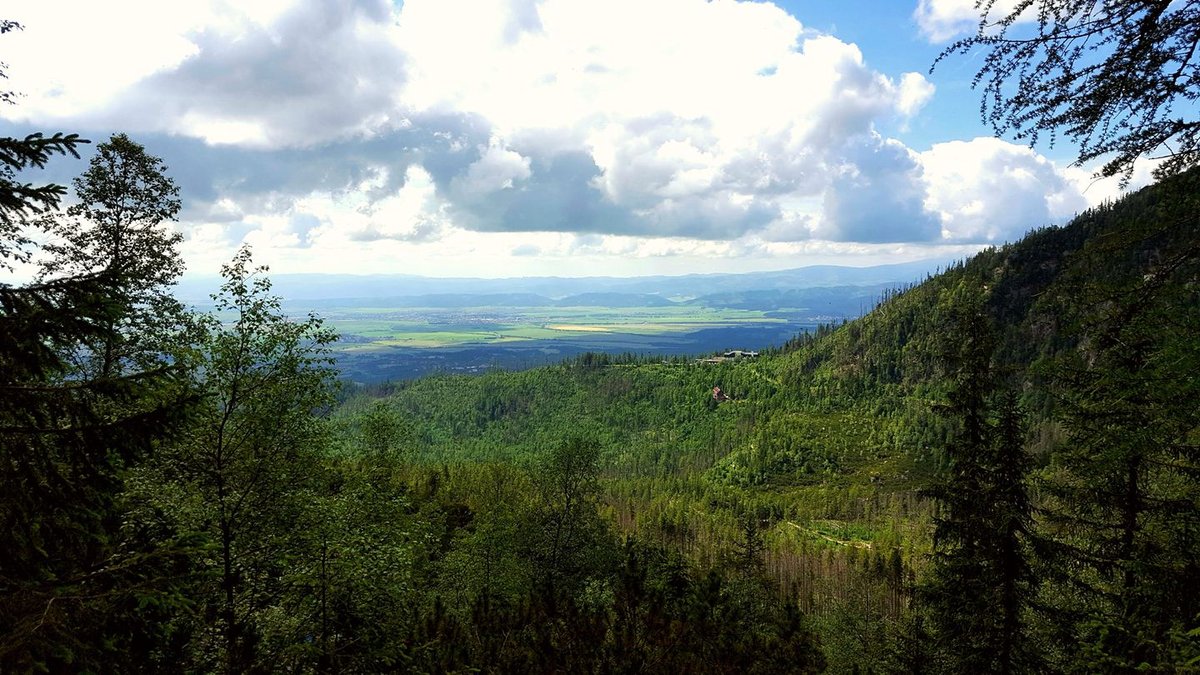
[546,324,613,332]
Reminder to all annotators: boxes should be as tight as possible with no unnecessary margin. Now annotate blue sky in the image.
[0,0,1156,278]
[791,1,983,146]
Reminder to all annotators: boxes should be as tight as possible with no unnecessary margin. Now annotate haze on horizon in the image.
[0,0,1159,280]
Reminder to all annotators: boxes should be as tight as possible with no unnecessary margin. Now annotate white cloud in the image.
[383,0,947,241]
[818,134,941,243]
[396,0,807,132]
[4,0,945,248]
[1062,157,1162,210]
[919,137,1087,242]
[3,0,1105,276]
[451,140,532,195]
[896,72,936,118]
[304,165,451,244]
[2,2,209,115]
[3,0,407,147]
[914,0,1032,43]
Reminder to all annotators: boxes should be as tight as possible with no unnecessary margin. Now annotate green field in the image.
[316,305,788,352]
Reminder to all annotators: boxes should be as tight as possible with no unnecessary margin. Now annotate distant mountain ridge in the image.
[174,258,956,305]
[205,284,904,318]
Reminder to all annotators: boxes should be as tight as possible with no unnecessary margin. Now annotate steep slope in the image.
[337,167,1198,629]
[349,167,1197,478]
[776,166,1200,409]
[322,168,1200,673]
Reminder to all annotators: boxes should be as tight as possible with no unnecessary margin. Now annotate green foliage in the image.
[523,436,614,594]
[3,78,1198,670]
[936,1,1200,183]
[147,247,338,671]
[357,400,416,461]
[1034,172,1200,671]
[39,133,184,377]
[0,275,195,670]
[401,539,825,674]
[1,45,192,670]
[269,455,421,671]
[436,463,532,607]
[328,168,1200,671]
[920,282,1039,674]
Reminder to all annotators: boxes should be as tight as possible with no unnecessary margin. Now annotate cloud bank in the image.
[0,0,1115,275]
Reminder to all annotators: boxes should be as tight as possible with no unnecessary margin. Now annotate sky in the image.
[0,0,1162,279]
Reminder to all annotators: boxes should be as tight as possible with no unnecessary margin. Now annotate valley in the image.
[325,304,810,380]
[7,2,1199,671]
[264,281,913,381]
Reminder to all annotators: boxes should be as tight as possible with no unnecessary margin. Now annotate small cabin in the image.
[722,350,759,359]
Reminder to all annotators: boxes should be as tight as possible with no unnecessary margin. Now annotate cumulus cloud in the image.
[318,165,452,243]
[756,212,815,243]
[511,243,541,256]
[2,0,953,251]
[819,135,941,243]
[1062,157,1162,210]
[914,0,1033,42]
[1,2,210,116]
[3,0,1102,276]
[896,72,936,118]
[448,151,636,234]
[451,139,532,195]
[5,0,408,147]
[385,0,940,241]
[919,137,1087,242]
[123,0,407,147]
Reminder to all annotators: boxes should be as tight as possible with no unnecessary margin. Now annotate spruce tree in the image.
[1,25,195,669]
[1037,172,1200,671]
[921,280,1037,674]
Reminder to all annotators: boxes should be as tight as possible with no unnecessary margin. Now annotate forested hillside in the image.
[6,0,1200,671]
[3,124,1198,673]
[332,166,1200,671]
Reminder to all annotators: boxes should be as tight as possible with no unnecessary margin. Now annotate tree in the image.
[358,400,416,461]
[0,132,86,268]
[935,1,1200,183]
[438,463,530,609]
[1,23,196,671]
[0,272,196,671]
[524,436,611,595]
[1035,172,1200,671]
[267,454,420,672]
[155,247,337,672]
[0,21,86,271]
[39,133,183,377]
[920,281,1038,674]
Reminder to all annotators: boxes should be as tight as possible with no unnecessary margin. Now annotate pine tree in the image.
[921,280,1038,674]
[1,25,194,669]
[1036,172,1200,671]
